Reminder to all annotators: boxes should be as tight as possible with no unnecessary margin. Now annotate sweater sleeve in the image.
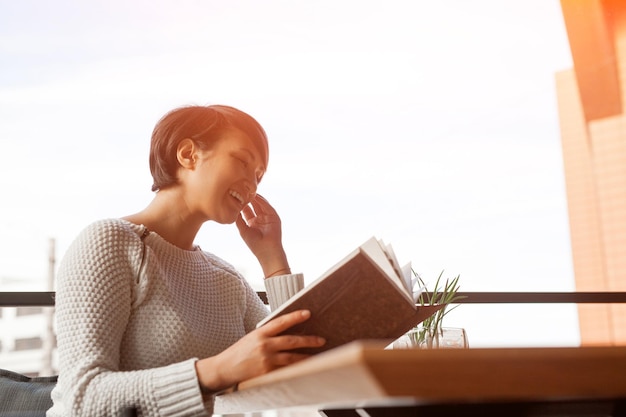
[48,221,207,417]
[264,273,304,311]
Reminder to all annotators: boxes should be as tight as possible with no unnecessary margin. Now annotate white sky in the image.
[0,0,580,346]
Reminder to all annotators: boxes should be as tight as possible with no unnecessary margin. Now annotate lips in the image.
[229,190,245,205]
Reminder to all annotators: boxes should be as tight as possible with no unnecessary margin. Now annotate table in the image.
[214,341,626,416]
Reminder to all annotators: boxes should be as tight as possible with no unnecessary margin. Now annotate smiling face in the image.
[182,128,267,224]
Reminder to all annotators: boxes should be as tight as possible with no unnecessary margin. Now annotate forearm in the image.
[251,241,290,278]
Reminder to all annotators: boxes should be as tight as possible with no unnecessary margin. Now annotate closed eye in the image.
[233,150,264,183]
[235,156,249,168]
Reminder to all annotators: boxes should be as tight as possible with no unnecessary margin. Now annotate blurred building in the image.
[0,238,57,376]
[0,276,57,376]
[556,0,626,345]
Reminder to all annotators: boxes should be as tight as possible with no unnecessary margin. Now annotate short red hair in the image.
[149,105,269,192]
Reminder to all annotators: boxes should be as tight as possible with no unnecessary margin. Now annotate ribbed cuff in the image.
[152,358,207,416]
[265,273,304,311]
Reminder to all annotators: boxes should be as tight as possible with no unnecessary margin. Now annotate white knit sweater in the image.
[47,219,304,417]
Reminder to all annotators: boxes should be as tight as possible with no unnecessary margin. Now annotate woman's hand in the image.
[194,310,325,393]
[235,194,291,277]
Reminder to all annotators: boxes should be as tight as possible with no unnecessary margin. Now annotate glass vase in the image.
[393,327,469,349]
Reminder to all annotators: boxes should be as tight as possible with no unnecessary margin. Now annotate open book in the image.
[257,237,443,354]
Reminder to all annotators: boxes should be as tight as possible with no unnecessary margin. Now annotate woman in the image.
[47,105,325,416]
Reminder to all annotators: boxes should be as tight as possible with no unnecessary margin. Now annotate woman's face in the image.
[184,128,267,224]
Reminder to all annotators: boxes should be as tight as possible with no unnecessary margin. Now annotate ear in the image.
[176,138,197,169]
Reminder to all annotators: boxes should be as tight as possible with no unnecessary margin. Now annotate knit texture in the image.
[47,219,303,417]
[266,274,304,311]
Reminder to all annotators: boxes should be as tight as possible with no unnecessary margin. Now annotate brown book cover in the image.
[258,237,444,354]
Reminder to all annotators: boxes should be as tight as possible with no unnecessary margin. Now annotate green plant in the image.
[411,270,464,345]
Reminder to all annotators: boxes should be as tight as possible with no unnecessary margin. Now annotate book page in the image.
[401,262,413,296]
[383,242,411,295]
[359,238,412,303]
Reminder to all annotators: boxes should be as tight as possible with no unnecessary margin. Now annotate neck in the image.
[123,188,203,251]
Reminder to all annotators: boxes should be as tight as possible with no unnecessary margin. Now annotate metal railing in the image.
[2,291,626,307]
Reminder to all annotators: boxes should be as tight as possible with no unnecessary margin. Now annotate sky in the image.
[0,0,580,346]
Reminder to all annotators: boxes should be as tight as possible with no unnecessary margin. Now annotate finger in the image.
[235,213,248,233]
[240,204,255,222]
[271,351,313,367]
[271,334,326,352]
[255,194,270,205]
[259,310,312,335]
[251,194,277,215]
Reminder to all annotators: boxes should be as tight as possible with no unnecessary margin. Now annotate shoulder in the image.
[57,219,146,293]
[69,218,145,254]
[80,218,143,239]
